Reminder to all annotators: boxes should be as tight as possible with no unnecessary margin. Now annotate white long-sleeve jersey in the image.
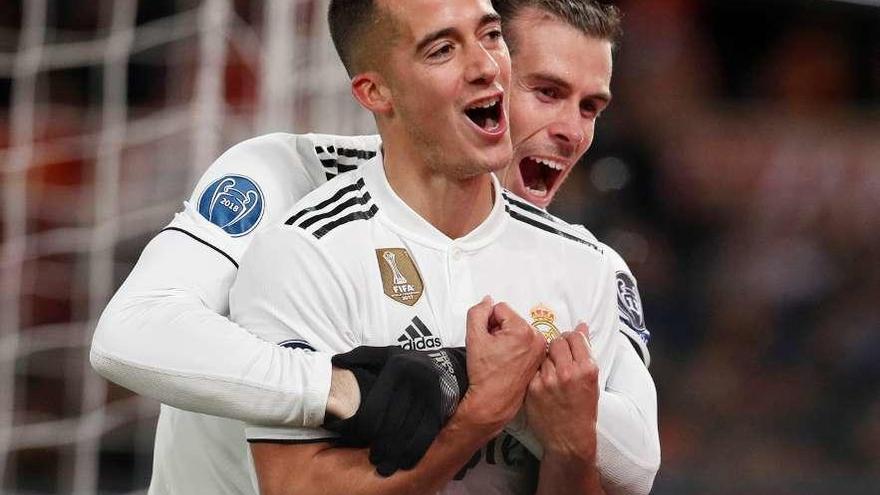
[90,133,659,494]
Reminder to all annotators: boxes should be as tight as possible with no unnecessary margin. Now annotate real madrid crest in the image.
[529,304,562,344]
[376,248,424,306]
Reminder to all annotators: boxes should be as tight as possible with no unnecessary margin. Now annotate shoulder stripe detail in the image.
[160,227,238,269]
[312,204,379,239]
[502,191,602,252]
[298,192,372,230]
[501,191,559,224]
[285,178,365,225]
[505,206,602,253]
[337,163,359,174]
[315,145,378,178]
[336,147,377,159]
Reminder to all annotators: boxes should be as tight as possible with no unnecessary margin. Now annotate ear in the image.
[351,72,393,115]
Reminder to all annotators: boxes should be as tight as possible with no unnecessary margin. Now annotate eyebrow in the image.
[529,72,612,104]
[414,13,502,54]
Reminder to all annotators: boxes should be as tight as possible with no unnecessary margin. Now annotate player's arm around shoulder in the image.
[89,133,339,425]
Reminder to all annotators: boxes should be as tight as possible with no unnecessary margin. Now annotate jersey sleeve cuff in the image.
[301,351,333,427]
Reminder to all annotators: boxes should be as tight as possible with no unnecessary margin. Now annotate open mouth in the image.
[464,96,503,132]
[519,156,564,199]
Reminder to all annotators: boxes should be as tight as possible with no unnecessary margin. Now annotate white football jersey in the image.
[231,156,621,494]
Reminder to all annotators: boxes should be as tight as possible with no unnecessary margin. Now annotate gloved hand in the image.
[324,346,468,476]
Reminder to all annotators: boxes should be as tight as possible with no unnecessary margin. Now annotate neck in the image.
[380,135,495,240]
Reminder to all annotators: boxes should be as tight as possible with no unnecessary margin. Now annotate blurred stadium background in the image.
[0,0,877,493]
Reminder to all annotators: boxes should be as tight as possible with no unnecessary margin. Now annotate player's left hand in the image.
[524,323,600,461]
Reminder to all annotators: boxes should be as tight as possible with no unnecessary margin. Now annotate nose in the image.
[466,44,500,86]
[547,108,586,152]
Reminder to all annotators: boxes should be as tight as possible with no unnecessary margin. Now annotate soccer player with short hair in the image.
[90,0,658,493]
[232,0,639,493]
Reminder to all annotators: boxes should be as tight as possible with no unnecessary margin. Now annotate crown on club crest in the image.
[529,304,561,343]
[530,304,556,324]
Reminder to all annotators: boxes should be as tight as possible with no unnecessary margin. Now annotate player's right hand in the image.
[458,297,546,435]
[525,323,600,461]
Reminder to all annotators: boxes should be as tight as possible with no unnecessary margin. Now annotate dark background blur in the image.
[554,0,880,492]
[0,0,878,493]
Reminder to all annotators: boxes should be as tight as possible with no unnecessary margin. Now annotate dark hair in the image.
[328,0,392,76]
[492,0,622,51]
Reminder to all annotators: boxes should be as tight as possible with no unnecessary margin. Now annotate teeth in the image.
[535,158,564,171]
[526,187,548,197]
[485,118,498,130]
[468,97,500,110]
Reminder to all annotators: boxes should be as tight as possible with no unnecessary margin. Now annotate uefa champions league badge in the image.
[616,271,650,344]
[198,175,264,237]
[529,304,562,344]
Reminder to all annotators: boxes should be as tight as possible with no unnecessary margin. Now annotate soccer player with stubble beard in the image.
[91,1,659,494]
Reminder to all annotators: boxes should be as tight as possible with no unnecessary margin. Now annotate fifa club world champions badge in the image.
[529,304,562,344]
[376,248,424,306]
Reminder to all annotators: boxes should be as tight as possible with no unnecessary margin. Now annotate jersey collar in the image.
[361,151,508,250]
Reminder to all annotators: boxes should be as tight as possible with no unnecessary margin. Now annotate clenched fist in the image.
[525,323,600,461]
[457,297,546,436]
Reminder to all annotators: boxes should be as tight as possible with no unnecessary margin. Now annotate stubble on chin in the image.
[404,113,510,180]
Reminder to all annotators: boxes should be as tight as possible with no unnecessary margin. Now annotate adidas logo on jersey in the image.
[397,316,441,351]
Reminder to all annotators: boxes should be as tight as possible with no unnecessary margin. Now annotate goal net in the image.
[0,0,373,492]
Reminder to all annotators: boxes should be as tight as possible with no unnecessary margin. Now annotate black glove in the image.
[322,346,390,446]
[324,346,468,476]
